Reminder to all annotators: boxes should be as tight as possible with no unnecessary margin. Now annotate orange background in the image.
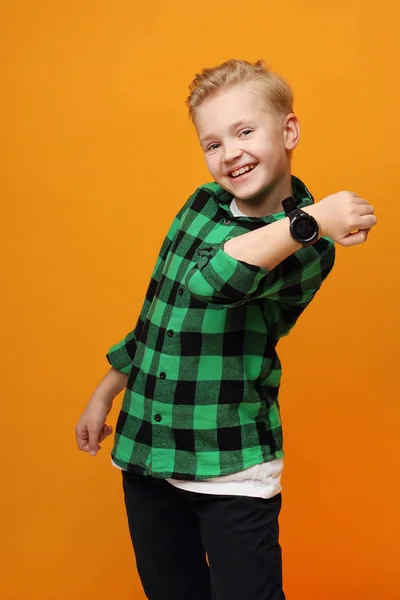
[1,1,399,599]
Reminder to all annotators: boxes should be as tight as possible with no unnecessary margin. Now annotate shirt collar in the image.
[213,175,314,223]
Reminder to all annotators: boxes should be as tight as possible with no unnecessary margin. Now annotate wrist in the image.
[90,390,114,408]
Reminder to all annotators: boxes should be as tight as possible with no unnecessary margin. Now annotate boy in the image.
[75,59,377,600]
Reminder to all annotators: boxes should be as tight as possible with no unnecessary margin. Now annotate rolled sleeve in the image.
[263,237,336,306]
[106,329,137,374]
[185,236,335,308]
[185,240,270,307]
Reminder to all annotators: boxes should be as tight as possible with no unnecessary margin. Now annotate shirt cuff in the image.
[106,340,136,374]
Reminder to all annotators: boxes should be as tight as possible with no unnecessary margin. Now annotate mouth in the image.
[228,163,258,179]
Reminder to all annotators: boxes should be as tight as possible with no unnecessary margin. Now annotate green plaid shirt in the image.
[106,176,335,480]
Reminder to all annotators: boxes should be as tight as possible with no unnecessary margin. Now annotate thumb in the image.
[88,425,101,456]
[341,228,369,247]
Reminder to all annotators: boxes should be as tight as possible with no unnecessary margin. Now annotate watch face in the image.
[293,214,318,241]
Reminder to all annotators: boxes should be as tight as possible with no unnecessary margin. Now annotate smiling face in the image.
[194,83,300,214]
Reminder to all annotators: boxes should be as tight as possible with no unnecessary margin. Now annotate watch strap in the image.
[281,196,298,216]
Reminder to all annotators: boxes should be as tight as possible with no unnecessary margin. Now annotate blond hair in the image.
[186,59,293,120]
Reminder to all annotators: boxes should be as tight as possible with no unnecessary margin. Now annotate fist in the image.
[309,191,377,247]
[75,398,113,457]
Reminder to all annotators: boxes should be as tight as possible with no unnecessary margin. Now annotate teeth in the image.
[230,164,256,178]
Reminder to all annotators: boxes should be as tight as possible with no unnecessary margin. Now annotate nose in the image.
[222,143,242,164]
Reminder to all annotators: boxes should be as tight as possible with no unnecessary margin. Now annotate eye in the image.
[207,143,220,152]
[240,129,252,137]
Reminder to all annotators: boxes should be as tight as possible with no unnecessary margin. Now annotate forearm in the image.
[224,206,318,270]
[90,367,128,405]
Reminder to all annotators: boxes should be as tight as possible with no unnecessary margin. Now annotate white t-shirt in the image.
[111,197,284,498]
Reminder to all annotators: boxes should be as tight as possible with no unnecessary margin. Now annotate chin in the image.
[234,183,271,202]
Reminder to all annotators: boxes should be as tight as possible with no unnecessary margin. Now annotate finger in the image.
[98,425,113,443]
[351,214,377,233]
[343,192,368,204]
[354,197,369,205]
[359,214,378,228]
[342,191,359,198]
[98,425,106,441]
[358,204,375,215]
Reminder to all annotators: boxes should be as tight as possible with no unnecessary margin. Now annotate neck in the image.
[234,172,292,217]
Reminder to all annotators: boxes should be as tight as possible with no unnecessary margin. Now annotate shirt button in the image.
[178,288,184,296]
[223,218,231,225]
[167,330,174,337]
[154,414,162,422]
[160,372,166,380]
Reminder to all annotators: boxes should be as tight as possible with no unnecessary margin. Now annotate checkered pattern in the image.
[106,176,335,480]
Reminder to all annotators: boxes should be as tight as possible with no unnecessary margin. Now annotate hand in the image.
[75,397,113,457]
[308,191,377,247]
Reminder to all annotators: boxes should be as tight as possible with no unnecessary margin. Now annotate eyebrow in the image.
[199,120,252,144]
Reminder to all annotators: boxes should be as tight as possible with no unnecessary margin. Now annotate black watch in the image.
[281,196,319,247]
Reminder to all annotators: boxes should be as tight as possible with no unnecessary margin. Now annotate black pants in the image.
[122,471,286,600]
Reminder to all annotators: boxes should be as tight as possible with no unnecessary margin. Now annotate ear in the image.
[283,113,300,151]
